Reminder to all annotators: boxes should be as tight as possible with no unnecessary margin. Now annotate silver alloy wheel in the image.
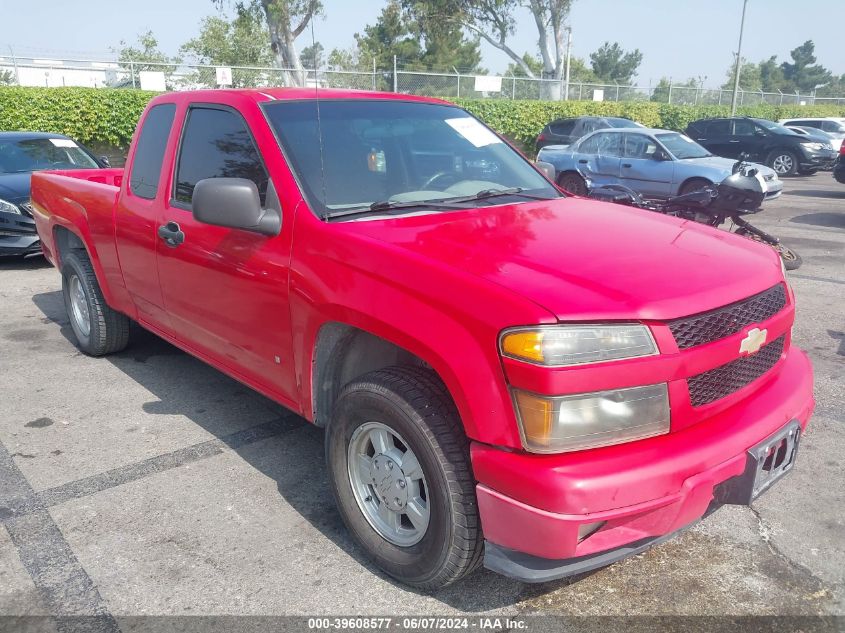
[772,153,794,175]
[347,421,430,547]
[68,275,91,337]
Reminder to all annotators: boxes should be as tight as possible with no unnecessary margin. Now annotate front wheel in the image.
[776,244,803,270]
[558,172,588,196]
[767,150,798,177]
[679,178,712,195]
[325,367,483,590]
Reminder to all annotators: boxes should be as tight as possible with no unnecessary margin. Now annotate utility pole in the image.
[730,0,749,116]
[564,27,572,101]
[8,46,19,85]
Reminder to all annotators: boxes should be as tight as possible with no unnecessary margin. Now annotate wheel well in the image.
[557,170,581,184]
[53,226,87,271]
[312,323,434,427]
[679,177,712,193]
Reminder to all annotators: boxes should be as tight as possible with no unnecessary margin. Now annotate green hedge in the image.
[3,86,845,152]
[0,87,157,149]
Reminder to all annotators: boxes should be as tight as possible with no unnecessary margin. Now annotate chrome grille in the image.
[687,336,785,407]
[668,284,786,350]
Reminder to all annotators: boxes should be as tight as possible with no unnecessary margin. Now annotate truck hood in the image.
[346,198,782,321]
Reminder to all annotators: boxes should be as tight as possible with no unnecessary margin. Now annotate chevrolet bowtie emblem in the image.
[739,327,768,355]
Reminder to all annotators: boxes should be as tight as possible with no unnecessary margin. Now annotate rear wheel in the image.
[679,178,712,195]
[325,366,483,590]
[767,150,798,177]
[61,251,130,356]
[558,172,588,196]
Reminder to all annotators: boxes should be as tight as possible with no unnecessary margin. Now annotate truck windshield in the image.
[263,100,559,219]
[0,138,99,173]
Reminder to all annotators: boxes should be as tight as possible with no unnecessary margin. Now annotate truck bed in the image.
[30,168,127,304]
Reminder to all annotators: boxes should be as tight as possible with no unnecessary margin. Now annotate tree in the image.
[589,41,642,84]
[114,31,179,87]
[182,4,272,66]
[651,77,702,104]
[721,58,761,91]
[115,31,179,72]
[355,0,480,72]
[759,55,787,92]
[181,3,273,86]
[459,0,573,93]
[300,41,324,69]
[0,69,14,85]
[214,0,323,86]
[780,40,832,93]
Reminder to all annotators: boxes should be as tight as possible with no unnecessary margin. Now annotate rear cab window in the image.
[173,105,269,208]
[130,104,177,199]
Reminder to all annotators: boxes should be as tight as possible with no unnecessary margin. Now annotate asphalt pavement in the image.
[0,174,843,626]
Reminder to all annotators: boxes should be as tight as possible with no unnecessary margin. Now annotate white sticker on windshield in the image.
[445,117,502,148]
[49,138,78,148]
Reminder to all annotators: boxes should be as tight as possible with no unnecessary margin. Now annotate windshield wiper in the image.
[322,187,557,221]
[323,198,462,220]
[437,187,558,205]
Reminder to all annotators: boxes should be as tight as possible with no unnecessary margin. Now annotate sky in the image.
[2,0,844,88]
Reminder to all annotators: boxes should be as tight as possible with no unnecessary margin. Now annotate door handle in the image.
[578,159,588,164]
[622,163,632,168]
[157,221,185,248]
[729,140,741,143]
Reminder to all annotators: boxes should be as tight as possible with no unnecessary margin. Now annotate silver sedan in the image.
[538,127,782,200]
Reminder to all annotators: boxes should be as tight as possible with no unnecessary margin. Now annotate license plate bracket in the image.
[713,420,801,506]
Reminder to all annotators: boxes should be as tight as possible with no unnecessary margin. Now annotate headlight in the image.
[513,383,670,453]
[0,198,21,215]
[500,324,657,366]
[800,142,823,151]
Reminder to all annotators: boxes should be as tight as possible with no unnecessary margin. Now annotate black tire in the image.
[558,172,588,196]
[779,245,803,271]
[679,178,712,195]
[767,149,799,177]
[325,366,483,590]
[61,251,130,356]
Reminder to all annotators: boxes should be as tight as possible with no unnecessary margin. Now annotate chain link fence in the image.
[3,56,845,105]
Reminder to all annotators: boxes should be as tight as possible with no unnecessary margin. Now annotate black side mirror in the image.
[535,161,556,180]
[754,128,767,136]
[99,156,111,167]
[653,149,671,161]
[193,178,280,236]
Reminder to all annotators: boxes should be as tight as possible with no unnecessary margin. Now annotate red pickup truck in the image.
[30,89,813,589]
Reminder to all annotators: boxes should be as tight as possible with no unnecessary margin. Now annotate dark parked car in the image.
[834,145,845,184]
[0,132,105,257]
[686,117,838,176]
[535,116,644,151]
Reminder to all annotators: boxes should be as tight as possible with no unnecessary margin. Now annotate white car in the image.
[777,117,845,146]
[784,125,842,152]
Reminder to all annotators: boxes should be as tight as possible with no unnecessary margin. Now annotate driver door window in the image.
[623,135,658,159]
[732,120,759,136]
[173,106,269,208]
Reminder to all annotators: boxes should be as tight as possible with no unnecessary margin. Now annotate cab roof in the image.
[150,88,453,106]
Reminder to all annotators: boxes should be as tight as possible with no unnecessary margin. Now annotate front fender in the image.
[289,214,555,448]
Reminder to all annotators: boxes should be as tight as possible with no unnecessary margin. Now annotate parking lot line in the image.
[1,441,120,631]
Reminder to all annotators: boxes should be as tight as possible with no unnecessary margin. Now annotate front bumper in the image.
[0,208,40,257]
[799,148,838,170]
[474,347,814,582]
